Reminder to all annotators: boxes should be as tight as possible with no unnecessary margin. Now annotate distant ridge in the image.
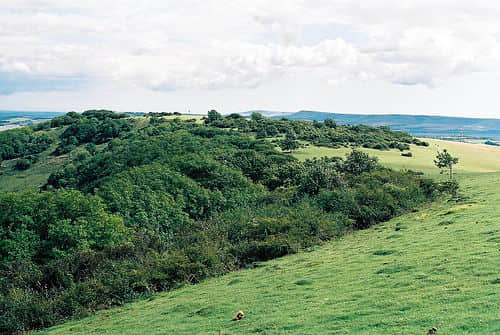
[0,110,64,119]
[0,110,65,131]
[265,110,500,140]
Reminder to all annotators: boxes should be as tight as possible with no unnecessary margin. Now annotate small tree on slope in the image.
[434,149,459,179]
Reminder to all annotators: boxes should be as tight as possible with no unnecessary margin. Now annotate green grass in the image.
[294,138,500,175]
[35,141,500,335]
[0,128,67,192]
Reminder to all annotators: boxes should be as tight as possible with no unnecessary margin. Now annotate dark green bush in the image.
[14,159,31,170]
[437,180,460,197]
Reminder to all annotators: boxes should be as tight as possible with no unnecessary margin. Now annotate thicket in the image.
[0,111,448,334]
[0,128,53,162]
[204,111,427,150]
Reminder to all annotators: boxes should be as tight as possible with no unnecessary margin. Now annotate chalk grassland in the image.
[294,138,500,175]
[36,142,500,334]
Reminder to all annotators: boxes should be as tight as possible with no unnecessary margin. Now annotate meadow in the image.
[294,138,500,174]
[35,140,500,335]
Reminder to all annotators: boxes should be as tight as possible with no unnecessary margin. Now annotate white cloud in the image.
[1,1,500,117]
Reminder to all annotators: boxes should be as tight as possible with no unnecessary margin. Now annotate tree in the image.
[324,118,337,128]
[279,138,299,152]
[14,158,31,170]
[343,150,378,175]
[251,112,264,121]
[434,149,459,179]
[206,110,222,123]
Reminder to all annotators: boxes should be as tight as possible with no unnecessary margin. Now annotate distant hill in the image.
[265,111,500,140]
[0,110,64,131]
[240,110,291,118]
[0,110,64,120]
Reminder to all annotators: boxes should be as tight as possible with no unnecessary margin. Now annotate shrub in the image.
[342,150,378,175]
[14,159,31,170]
[438,180,459,197]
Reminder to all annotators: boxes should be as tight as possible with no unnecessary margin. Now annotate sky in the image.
[1,1,500,118]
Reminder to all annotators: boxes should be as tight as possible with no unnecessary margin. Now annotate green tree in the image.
[251,112,264,121]
[324,118,337,128]
[343,150,378,175]
[14,159,31,170]
[206,110,222,123]
[279,138,299,152]
[434,149,459,179]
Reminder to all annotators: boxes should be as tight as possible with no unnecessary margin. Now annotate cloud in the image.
[0,1,499,94]
[0,71,86,95]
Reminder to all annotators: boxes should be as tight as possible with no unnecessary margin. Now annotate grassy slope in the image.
[0,128,66,192]
[294,138,500,174]
[36,141,500,335]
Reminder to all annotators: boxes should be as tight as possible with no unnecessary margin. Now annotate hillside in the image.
[35,147,500,334]
[294,138,500,175]
[267,111,500,141]
[1,111,452,334]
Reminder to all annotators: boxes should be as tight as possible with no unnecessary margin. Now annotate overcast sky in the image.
[1,1,500,118]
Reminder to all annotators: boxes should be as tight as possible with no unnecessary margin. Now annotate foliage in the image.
[342,150,378,175]
[0,129,53,162]
[203,112,416,152]
[434,149,459,179]
[54,116,131,155]
[278,138,300,152]
[38,172,499,335]
[14,159,31,170]
[0,112,448,334]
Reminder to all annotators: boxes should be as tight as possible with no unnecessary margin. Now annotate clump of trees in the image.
[203,111,417,151]
[0,129,53,162]
[54,113,131,155]
[0,111,457,334]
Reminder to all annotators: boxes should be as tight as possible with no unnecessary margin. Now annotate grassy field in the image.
[294,138,500,175]
[35,141,500,335]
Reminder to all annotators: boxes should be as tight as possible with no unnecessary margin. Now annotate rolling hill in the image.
[266,111,500,141]
[2,111,448,334]
[35,138,500,335]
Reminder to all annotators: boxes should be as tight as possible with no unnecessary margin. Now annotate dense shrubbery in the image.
[0,111,452,334]
[54,113,131,155]
[0,128,53,162]
[205,111,418,151]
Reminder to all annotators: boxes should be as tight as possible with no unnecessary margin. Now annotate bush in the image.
[438,180,459,197]
[413,139,429,146]
[342,150,378,175]
[14,159,31,170]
